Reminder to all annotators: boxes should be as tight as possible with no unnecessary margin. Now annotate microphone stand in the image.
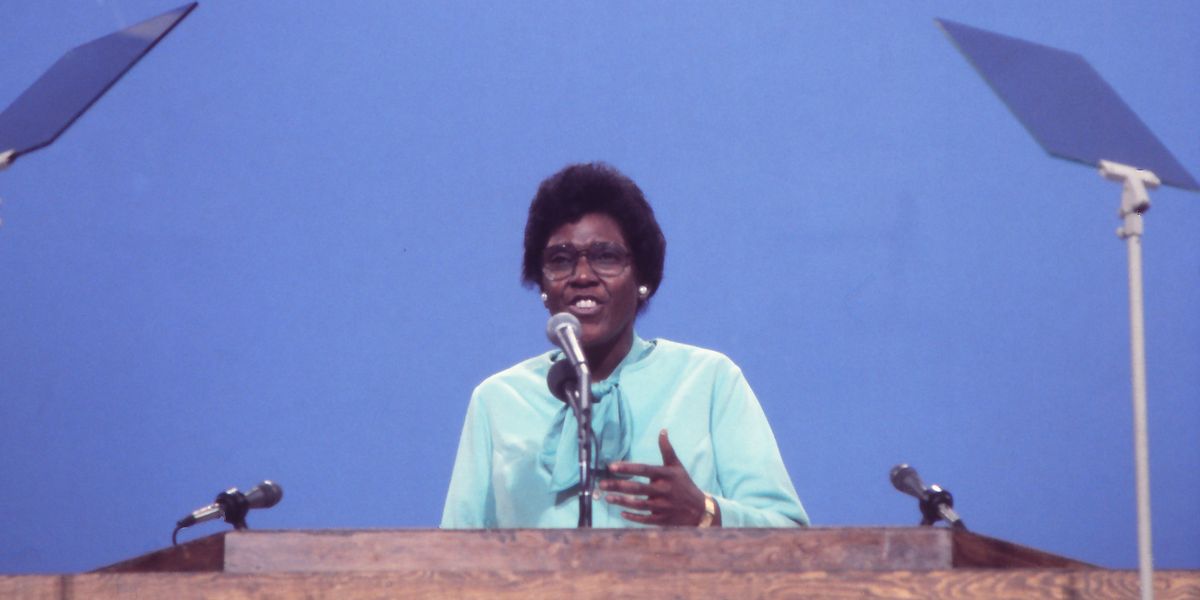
[545,314,595,527]
[1100,160,1158,600]
[566,365,593,528]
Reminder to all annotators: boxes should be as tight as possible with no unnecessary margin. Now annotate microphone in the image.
[889,464,966,530]
[545,312,589,375]
[890,464,929,500]
[176,480,283,532]
[547,358,579,403]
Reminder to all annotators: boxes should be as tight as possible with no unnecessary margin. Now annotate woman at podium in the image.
[441,163,807,528]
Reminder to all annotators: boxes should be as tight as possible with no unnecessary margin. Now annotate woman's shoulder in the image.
[644,337,743,374]
[473,350,557,397]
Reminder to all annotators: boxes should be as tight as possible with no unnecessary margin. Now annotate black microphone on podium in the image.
[173,480,283,544]
[890,464,966,530]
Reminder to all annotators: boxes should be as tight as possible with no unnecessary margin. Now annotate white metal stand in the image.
[1099,159,1158,600]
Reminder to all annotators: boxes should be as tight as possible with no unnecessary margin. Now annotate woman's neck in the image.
[585,329,634,381]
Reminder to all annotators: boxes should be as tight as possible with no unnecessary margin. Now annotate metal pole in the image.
[571,371,593,528]
[1102,159,1158,600]
[1125,230,1154,600]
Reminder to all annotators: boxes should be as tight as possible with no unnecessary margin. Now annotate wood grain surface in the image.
[4,569,1198,599]
[94,527,1092,574]
[37,528,1182,599]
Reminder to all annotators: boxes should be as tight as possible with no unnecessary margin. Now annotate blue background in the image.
[0,1,1196,572]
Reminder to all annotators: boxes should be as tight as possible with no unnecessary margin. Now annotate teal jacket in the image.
[441,334,808,528]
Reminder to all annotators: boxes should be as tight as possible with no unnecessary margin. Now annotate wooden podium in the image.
[3,528,1198,598]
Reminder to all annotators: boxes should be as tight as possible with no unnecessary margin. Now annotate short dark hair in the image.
[522,162,666,309]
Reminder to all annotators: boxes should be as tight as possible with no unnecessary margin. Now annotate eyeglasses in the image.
[541,242,631,281]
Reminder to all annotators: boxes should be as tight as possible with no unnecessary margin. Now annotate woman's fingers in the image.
[600,478,657,496]
[602,492,672,511]
[599,430,707,526]
[620,511,668,525]
[658,429,682,466]
[607,461,668,478]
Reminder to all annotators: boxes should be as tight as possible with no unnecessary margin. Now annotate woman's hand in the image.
[600,429,720,526]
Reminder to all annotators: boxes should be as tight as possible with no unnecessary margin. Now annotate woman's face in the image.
[541,212,639,354]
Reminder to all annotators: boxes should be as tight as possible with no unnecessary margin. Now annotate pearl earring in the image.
[637,285,649,298]
[540,292,549,303]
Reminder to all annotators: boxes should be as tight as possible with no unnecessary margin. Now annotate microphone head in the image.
[546,358,578,403]
[545,312,582,346]
[244,480,283,509]
[890,464,928,500]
